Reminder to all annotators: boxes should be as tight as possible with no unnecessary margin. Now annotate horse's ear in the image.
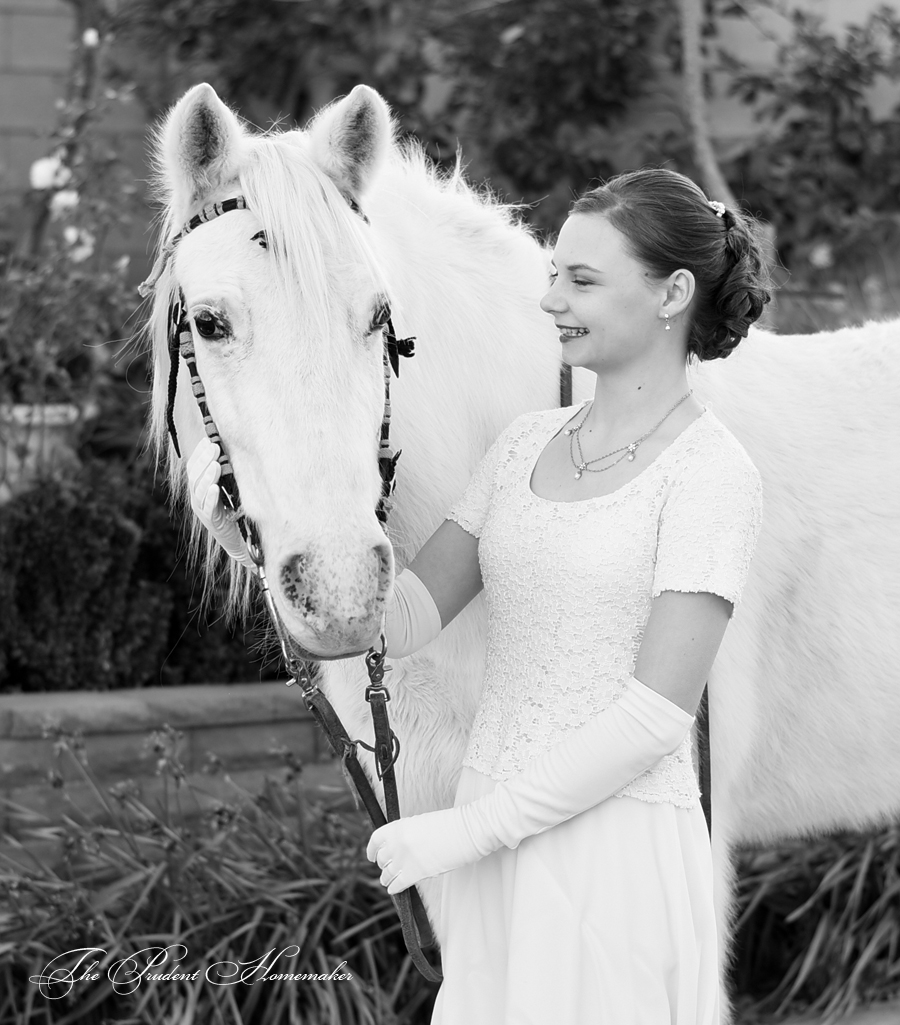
[158,83,245,211]
[308,85,392,201]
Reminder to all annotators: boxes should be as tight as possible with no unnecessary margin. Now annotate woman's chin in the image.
[559,343,596,370]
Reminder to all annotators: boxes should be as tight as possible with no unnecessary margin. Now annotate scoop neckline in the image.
[526,401,710,506]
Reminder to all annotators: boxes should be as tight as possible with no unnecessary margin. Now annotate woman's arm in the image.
[367,593,732,893]
[634,590,732,715]
[404,519,483,628]
[381,520,483,658]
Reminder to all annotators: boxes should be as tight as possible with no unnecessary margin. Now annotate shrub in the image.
[0,470,171,691]
[0,459,278,692]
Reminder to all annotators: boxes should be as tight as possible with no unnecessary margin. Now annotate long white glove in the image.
[185,438,256,570]
[366,675,694,894]
[383,569,443,657]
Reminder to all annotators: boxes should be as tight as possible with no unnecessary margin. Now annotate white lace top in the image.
[446,403,763,808]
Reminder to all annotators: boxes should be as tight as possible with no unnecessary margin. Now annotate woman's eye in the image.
[548,272,558,283]
[573,278,591,287]
[193,311,227,340]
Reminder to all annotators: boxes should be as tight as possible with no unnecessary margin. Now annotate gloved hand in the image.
[366,805,492,894]
[185,437,256,570]
[366,675,694,894]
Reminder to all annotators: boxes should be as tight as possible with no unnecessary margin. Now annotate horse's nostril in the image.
[280,541,392,638]
[281,557,316,615]
[373,540,394,596]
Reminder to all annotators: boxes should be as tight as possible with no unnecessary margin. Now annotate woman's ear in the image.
[660,268,695,319]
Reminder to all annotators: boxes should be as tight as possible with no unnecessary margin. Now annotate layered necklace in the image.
[565,390,693,479]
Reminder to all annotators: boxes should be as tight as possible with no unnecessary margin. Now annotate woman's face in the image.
[541,213,674,374]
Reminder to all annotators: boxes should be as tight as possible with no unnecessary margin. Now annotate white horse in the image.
[147,83,900,1018]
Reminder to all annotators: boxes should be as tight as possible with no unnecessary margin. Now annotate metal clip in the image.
[292,660,317,696]
[364,635,390,688]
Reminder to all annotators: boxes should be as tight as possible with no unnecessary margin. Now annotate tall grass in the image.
[732,826,900,1023]
[0,727,438,1025]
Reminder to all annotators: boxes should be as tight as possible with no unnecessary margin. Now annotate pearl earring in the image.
[664,314,671,331]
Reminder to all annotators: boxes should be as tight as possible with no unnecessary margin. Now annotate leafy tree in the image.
[726,6,900,273]
[110,0,437,125]
[433,0,669,227]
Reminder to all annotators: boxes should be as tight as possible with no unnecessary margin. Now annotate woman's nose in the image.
[540,284,564,314]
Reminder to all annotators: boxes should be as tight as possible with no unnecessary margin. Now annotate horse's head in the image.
[148,83,398,658]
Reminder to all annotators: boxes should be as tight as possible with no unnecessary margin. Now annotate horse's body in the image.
[690,324,900,957]
[149,83,900,1018]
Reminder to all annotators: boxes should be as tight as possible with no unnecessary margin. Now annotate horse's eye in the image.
[251,230,268,250]
[193,311,226,340]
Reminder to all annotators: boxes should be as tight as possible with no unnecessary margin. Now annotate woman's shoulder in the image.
[672,408,762,494]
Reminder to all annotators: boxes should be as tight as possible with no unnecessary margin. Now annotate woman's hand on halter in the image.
[186,438,257,571]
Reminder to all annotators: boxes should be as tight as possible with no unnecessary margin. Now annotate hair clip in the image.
[708,200,726,218]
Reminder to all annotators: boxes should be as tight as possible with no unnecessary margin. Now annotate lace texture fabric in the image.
[446,404,763,808]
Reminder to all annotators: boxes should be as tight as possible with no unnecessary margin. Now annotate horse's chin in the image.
[284,617,384,662]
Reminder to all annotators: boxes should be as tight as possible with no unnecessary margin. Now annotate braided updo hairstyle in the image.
[570,169,771,360]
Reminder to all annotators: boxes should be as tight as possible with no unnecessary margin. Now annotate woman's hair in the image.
[570,169,771,361]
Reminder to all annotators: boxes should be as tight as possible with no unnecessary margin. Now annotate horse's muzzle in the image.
[278,538,393,655]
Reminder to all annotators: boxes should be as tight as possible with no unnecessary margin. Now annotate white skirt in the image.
[430,767,720,1025]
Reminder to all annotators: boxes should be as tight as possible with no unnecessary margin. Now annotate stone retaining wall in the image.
[0,682,331,832]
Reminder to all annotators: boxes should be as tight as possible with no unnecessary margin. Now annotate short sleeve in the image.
[652,446,763,610]
[445,428,511,538]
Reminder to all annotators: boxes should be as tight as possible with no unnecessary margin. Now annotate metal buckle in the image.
[365,680,391,703]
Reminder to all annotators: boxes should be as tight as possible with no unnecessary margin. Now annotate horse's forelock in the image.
[240,137,388,336]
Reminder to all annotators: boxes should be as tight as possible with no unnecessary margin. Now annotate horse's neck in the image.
[364,160,561,558]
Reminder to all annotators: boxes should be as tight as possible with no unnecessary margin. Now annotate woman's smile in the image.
[557,324,589,340]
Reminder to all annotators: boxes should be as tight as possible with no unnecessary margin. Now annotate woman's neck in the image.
[581,365,696,438]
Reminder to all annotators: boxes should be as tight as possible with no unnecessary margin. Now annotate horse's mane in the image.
[146,123,538,621]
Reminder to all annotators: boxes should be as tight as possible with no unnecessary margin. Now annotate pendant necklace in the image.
[565,390,693,479]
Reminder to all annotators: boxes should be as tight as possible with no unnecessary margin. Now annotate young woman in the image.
[189,168,769,1023]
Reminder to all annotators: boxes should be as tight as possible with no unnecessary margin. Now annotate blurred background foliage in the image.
[112,0,674,231]
[108,0,900,310]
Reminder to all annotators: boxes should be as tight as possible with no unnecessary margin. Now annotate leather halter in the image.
[140,196,440,982]
[148,196,414,658]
